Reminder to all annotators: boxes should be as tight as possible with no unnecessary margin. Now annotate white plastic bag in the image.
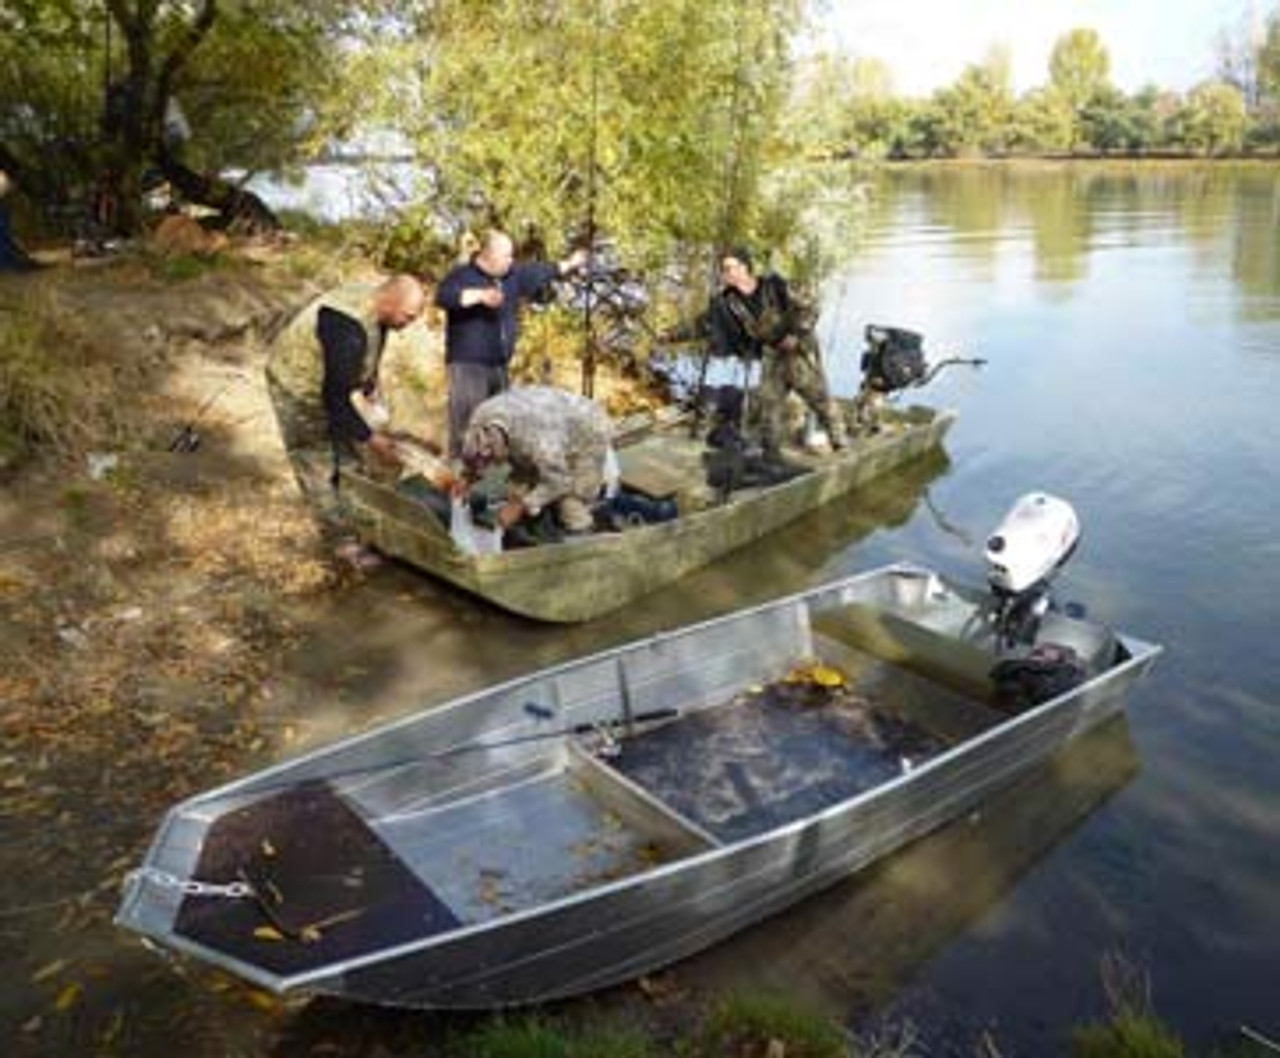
[602,445,621,499]
[450,496,503,556]
[351,389,391,429]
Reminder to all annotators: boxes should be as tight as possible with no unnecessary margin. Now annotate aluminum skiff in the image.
[290,404,955,622]
[116,563,1160,1009]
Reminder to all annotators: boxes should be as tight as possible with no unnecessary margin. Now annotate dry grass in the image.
[0,276,151,460]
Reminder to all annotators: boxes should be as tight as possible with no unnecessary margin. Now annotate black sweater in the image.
[434,258,560,367]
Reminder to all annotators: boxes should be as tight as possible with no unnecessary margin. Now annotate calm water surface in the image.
[804,164,1280,1053]
[9,165,1279,1057]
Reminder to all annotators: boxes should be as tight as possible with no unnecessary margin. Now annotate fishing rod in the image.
[241,706,682,798]
[167,374,243,452]
[580,0,602,399]
[690,0,751,438]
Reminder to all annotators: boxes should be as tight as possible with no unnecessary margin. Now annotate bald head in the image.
[373,274,426,329]
[475,230,515,278]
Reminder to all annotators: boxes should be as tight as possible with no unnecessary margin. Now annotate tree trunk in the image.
[157,147,280,234]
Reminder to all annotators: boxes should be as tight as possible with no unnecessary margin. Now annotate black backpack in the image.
[989,643,1087,712]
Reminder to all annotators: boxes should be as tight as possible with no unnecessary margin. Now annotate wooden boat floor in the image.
[174,781,460,976]
[607,680,950,845]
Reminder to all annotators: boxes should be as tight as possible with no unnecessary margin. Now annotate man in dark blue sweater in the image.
[435,230,585,457]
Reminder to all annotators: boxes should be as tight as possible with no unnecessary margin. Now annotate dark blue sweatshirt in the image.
[434,258,560,367]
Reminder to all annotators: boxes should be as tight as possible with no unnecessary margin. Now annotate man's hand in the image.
[779,334,800,354]
[560,248,589,276]
[430,466,460,494]
[362,432,403,469]
[462,286,504,309]
[497,499,526,529]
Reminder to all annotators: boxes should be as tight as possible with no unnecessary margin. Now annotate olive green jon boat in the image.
[292,403,956,622]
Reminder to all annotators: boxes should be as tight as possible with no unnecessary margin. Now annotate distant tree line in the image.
[3,2,1273,257]
[795,19,1280,160]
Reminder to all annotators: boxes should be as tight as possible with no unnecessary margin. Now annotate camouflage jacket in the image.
[464,386,611,515]
[708,272,819,360]
[265,284,385,450]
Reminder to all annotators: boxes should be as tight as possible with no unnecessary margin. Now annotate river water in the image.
[10,164,1279,1057]
[796,162,1280,1053]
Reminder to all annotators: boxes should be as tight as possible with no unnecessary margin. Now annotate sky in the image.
[813,0,1263,96]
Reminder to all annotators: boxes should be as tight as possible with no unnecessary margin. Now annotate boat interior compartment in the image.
[171,749,719,976]
[601,635,1001,844]
[168,579,1020,975]
[173,779,464,976]
[366,744,716,927]
[807,568,1122,703]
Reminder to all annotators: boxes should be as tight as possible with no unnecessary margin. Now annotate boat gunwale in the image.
[117,562,1160,995]
[354,407,958,576]
[273,628,1160,993]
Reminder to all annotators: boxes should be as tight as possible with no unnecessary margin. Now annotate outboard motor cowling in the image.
[985,493,1079,595]
[984,493,1080,646]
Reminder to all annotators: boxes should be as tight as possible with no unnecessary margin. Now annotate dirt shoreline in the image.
[0,248,693,1056]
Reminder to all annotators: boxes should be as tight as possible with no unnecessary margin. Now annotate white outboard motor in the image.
[985,493,1080,645]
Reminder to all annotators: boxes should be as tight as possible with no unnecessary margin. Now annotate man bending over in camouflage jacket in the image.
[460,386,611,535]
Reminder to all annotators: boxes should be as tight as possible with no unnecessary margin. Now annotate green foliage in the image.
[1011,87,1075,152]
[371,0,804,288]
[1071,1013,1186,1058]
[175,4,350,177]
[690,991,848,1058]
[1050,28,1113,110]
[928,53,1015,156]
[1049,28,1113,151]
[452,1014,656,1058]
[0,3,108,209]
[795,53,902,159]
[0,0,399,230]
[1179,82,1249,155]
[1258,11,1280,104]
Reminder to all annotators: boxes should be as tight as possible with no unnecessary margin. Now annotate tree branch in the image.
[152,0,219,133]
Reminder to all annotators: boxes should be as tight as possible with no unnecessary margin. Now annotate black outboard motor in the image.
[852,324,983,434]
[861,325,928,392]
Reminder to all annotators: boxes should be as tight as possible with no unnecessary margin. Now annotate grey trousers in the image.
[448,362,509,458]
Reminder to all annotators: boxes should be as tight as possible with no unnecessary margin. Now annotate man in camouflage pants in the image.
[707,248,847,455]
[460,386,611,534]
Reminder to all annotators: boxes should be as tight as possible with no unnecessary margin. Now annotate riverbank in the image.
[0,241,673,1057]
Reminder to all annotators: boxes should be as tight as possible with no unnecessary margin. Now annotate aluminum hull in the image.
[117,564,1160,1008]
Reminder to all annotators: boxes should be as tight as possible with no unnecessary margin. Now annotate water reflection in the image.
[814,162,1280,1053]
[817,164,1280,314]
[675,715,1140,1017]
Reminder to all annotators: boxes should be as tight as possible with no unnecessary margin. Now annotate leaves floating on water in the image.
[782,661,848,689]
[54,980,82,1012]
